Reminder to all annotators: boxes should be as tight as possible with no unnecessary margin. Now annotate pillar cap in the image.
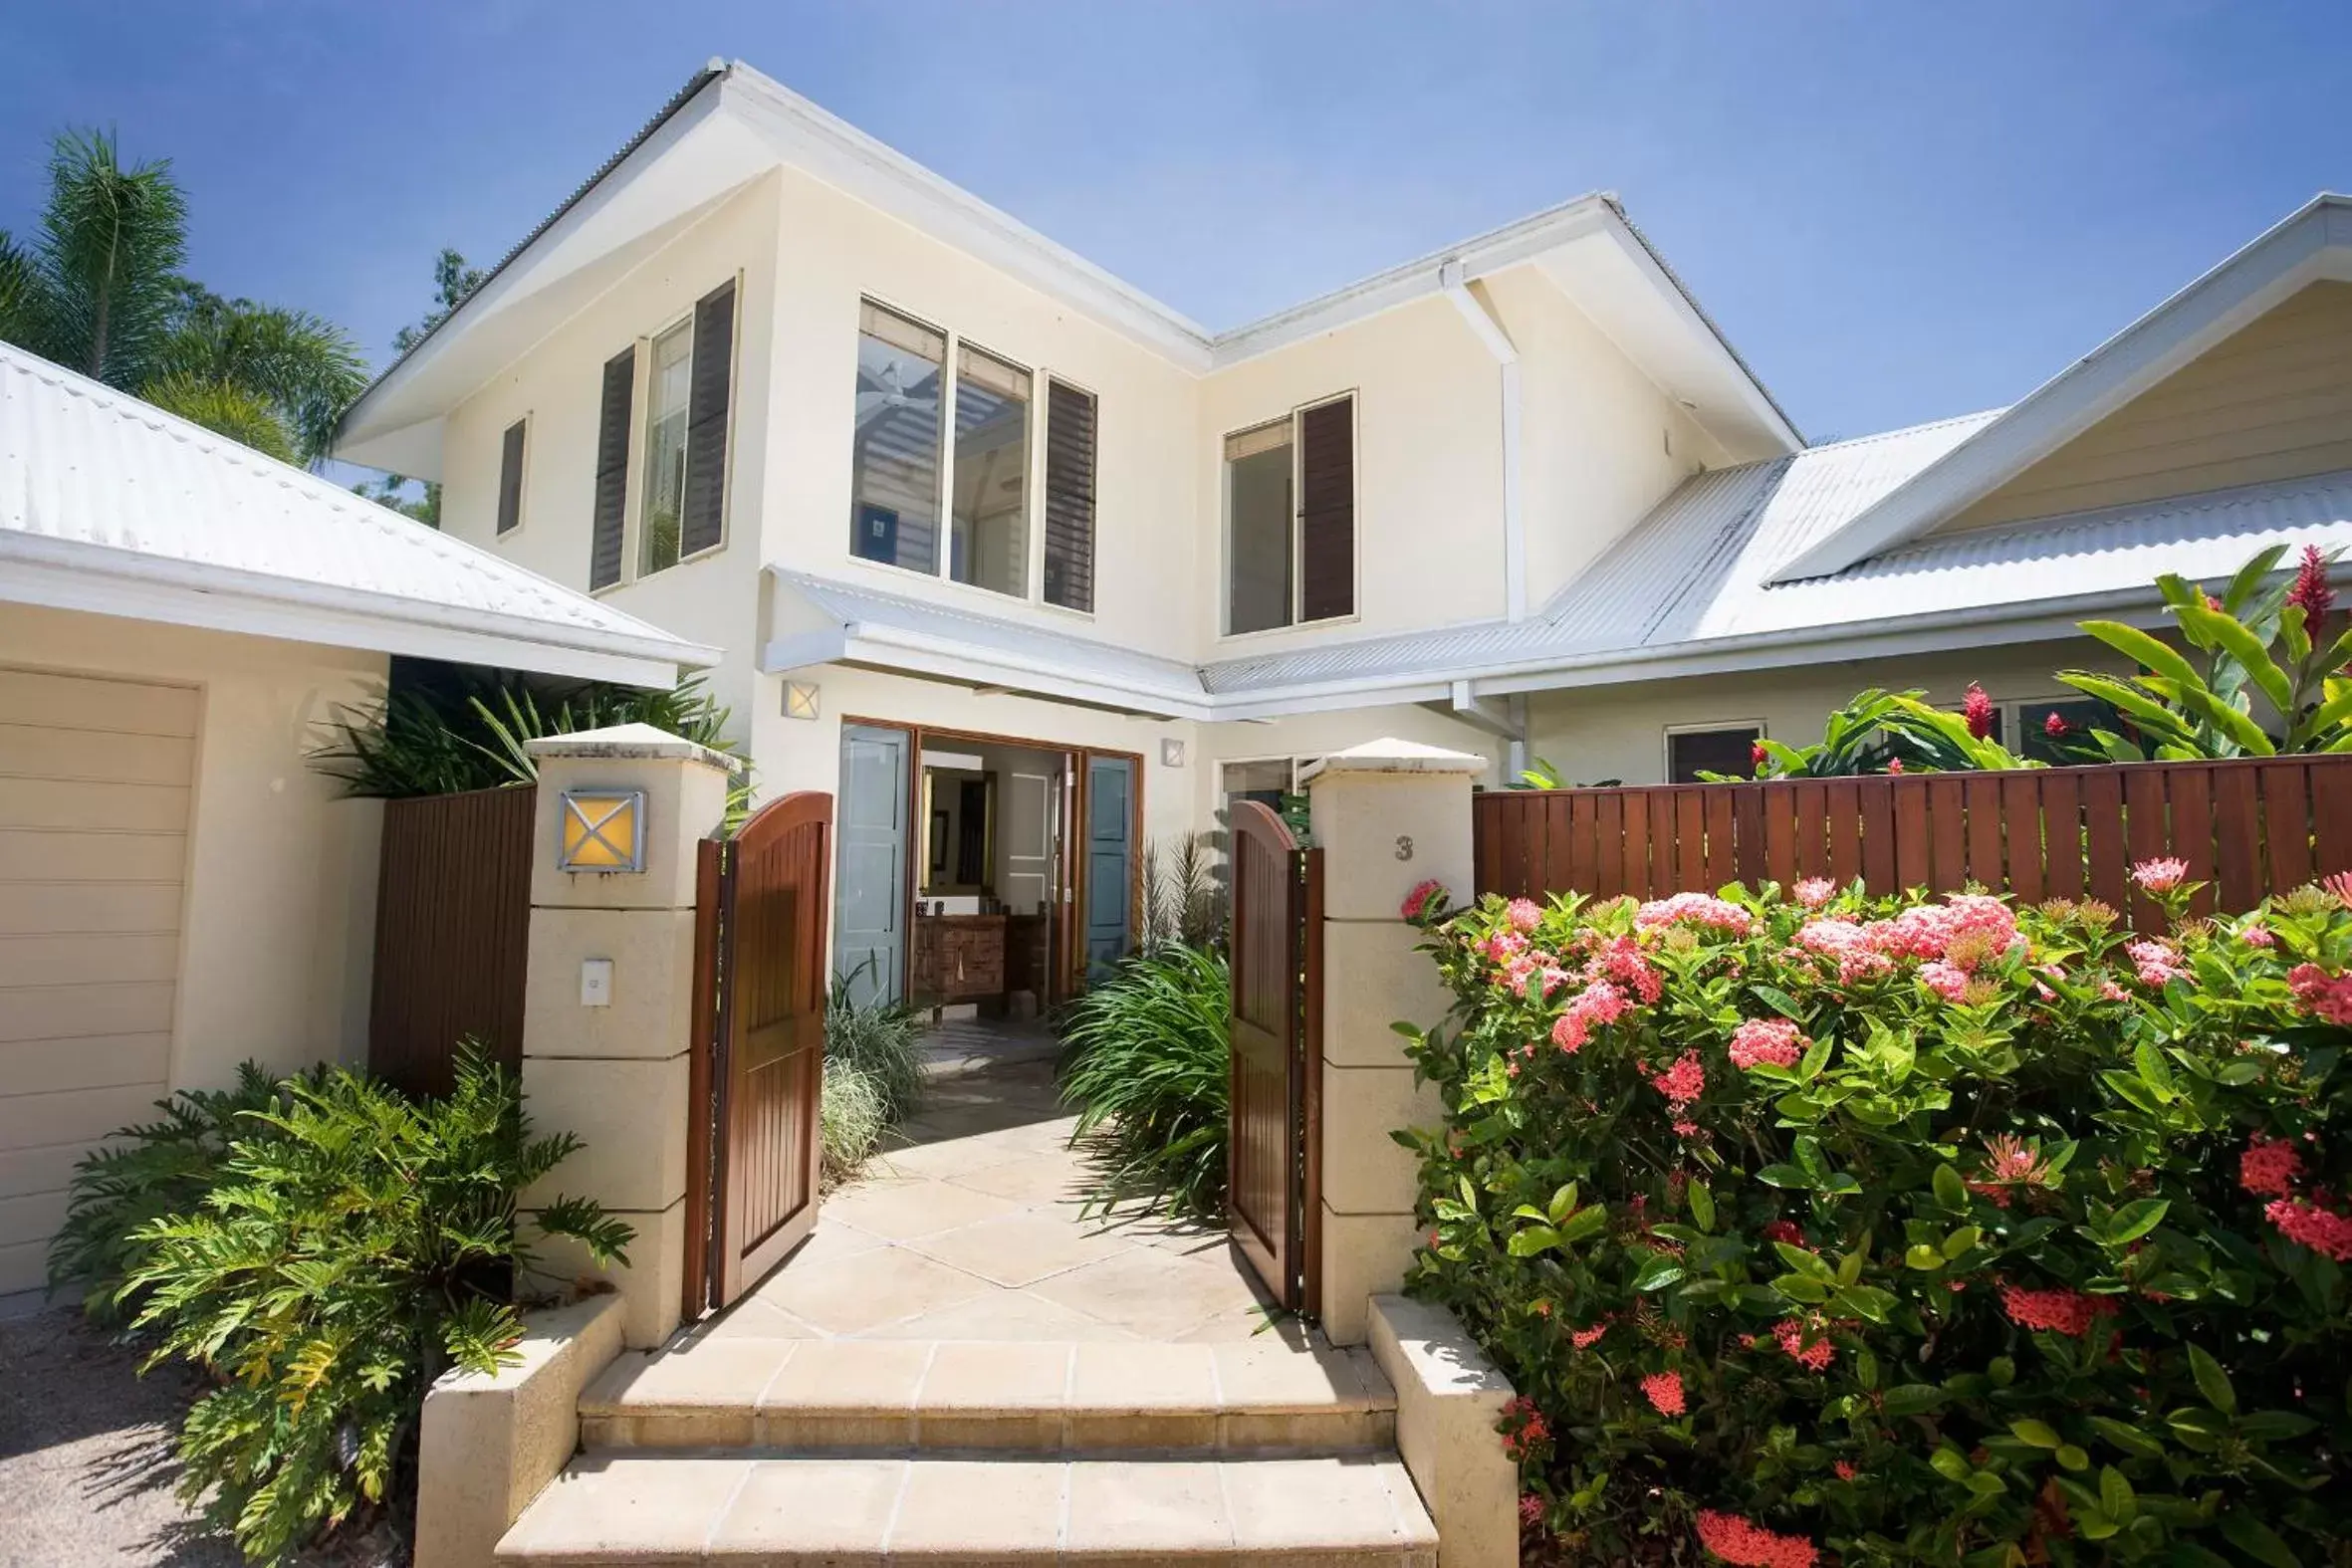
[525,723,741,773]
[1302,738,1488,785]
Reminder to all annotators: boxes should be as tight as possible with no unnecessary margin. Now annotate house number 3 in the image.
[1394,835,1415,862]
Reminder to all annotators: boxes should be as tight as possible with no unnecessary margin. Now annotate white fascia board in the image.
[759,615,1213,721]
[1,534,715,685]
[1776,195,2352,581]
[721,67,1214,371]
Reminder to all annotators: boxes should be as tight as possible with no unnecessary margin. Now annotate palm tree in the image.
[0,128,366,467]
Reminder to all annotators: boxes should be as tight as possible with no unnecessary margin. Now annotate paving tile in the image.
[1063,1459,1235,1559]
[580,1340,792,1446]
[907,1210,1136,1288]
[913,1340,1072,1449]
[1211,1338,1377,1412]
[819,1177,1024,1241]
[757,1338,933,1449]
[751,1243,992,1335]
[705,1456,904,1564]
[688,1292,824,1343]
[1066,1341,1222,1451]
[500,1455,748,1563]
[941,1149,1097,1205]
[882,1457,1067,1562]
[776,1214,889,1269]
[1032,1248,1276,1341]
[866,1287,1142,1343]
[873,1129,1032,1180]
[1220,1455,1417,1558]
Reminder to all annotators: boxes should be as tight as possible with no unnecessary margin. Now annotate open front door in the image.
[689,790,832,1315]
[1081,753,1136,984]
[1227,800,1320,1312]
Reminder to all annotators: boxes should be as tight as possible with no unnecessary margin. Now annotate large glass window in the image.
[637,320,691,576]
[850,301,945,574]
[1225,420,1294,634]
[1667,726,1761,784]
[951,343,1032,598]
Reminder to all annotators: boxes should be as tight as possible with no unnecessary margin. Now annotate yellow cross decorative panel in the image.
[558,789,645,873]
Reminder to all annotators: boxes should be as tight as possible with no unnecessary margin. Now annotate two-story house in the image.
[336,59,2352,1008]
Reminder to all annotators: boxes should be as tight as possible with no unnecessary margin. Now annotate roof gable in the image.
[1773,194,2352,581]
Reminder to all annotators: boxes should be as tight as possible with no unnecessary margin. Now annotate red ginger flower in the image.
[2289,543,2335,624]
[2043,708,2071,738]
[1750,740,1767,771]
[1695,1510,1819,1568]
[1640,1371,1686,1416]
[1962,683,1996,740]
[2240,1134,2302,1199]
[1887,756,1904,775]
[2266,1197,2352,1260]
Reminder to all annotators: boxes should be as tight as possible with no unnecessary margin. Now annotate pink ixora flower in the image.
[1634,891,1754,934]
[2131,857,2190,894]
[1519,1493,1545,1527]
[1729,1016,1805,1070]
[2287,962,2352,1025]
[1570,1322,1608,1349]
[2127,939,2189,989]
[2241,922,2275,949]
[2240,1134,2302,1199]
[2265,1197,2352,1261]
[2325,870,2352,908]
[1919,960,1973,1004]
[1999,1284,2115,1337]
[1771,1316,1835,1371]
[1791,876,1836,909]
[1650,1050,1706,1106]
[1399,879,1447,922]
[1695,1510,1819,1568]
[1505,897,1543,933]
[1550,979,1633,1054]
[1640,1371,1687,1416]
[1833,1460,1857,1481]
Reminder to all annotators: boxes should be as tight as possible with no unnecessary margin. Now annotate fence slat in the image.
[2082,769,2129,914]
[1764,789,1797,887]
[1543,793,1574,896]
[2000,774,2044,905]
[1619,792,1650,899]
[1825,781,1862,887]
[2041,770,2083,900]
[1893,779,1930,891]
[2257,762,2312,894]
[2124,768,2170,931]
[1963,775,2005,890]
[2170,767,2217,919]
[1674,791,1707,890]
[2315,761,2352,881]
[1734,786,1767,887]
[2213,766,2261,910]
[1593,792,1625,898]
[1863,779,1899,893]
[1702,788,1736,888]
[1649,792,1677,895]
[1927,777,1968,891]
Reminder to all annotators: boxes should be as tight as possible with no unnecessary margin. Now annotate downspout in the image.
[1440,260,1526,623]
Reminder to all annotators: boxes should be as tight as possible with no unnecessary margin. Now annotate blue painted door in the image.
[833,724,910,1006]
[1083,755,1135,983]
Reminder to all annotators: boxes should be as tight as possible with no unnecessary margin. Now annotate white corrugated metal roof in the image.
[1201,413,2352,699]
[0,341,716,685]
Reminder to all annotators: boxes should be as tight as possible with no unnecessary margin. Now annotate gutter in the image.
[1439,261,1527,622]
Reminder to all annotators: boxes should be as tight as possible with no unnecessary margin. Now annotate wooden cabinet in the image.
[911,914,1007,1005]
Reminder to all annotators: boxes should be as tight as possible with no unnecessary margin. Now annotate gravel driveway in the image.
[0,1308,404,1567]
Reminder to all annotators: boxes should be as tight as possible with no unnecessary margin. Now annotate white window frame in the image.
[1219,391,1360,641]
[848,295,1090,617]
[1662,720,1768,784]
[613,276,741,588]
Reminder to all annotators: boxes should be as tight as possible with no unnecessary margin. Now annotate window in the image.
[850,301,945,574]
[1223,394,1355,634]
[638,319,692,575]
[950,343,1031,597]
[2010,696,2111,765]
[495,418,527,536]
[1667,725,1762,784]
[1043,379,1097,611]
[1220,757,1295,817]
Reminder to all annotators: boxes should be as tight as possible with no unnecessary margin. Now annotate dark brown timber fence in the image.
[368,784,537,1097]
[1473,756,2352,932]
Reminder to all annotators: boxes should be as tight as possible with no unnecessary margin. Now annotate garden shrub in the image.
[826,963,926,1126]
[1060,943,1232,1222]
[1396,869,2349,1567]
[118,1048,629,1564]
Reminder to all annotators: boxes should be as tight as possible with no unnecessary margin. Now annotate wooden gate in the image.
[1227,801,1322,1313]
[686,791,833,1316]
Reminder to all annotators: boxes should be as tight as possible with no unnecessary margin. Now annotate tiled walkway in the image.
[691,1058,1284,1344]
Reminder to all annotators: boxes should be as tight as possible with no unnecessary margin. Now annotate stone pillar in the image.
[519,724,732,1350]
[1305,739,1486,1346]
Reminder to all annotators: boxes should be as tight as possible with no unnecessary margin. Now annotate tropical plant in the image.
[309,672,746,813]
[1731,688,2038,781]
[351,248,492,526]
[1514,759,1623,789]
[46,1061,308,1324]
[820,1056,891,1184]
[0,129,367,465]
[1059,944,1232,1222]
[1142,831,1228,951]
[2057,543,2352,761]
[1398,872,2352,1566]
[115,1048,628,1563]
[825,960,925,1127]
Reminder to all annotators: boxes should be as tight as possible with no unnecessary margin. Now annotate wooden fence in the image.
[1473,756,2352,931]
[368,784,537,1097]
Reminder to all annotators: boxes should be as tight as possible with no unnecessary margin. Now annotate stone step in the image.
[497,1453,1439,1565]
[579,1336,1396,1457]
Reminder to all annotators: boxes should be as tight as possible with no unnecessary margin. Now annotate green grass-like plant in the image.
[820,1058,890,1183]
[825,961,925,1127]
[1058,944,1231,1223]
[118,1047,629,1564]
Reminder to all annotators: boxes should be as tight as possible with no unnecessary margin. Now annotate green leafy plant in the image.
[2059,544,2352,760]
[1142,831,1229,952]
[1059,944,1232,1222]
[1733,689,2038,781]
[47,1061,308,1324]
[1514,760,1623,789]
[1399,874,2350,1566]
[820,1056,891,1183]
[121,1047,629,1564]
[826,960,925,1128]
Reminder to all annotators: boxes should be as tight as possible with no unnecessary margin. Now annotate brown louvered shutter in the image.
[680,280,735,559]
[589,347,634,589]
[1043,379,1097,611]
[1297,395,1354,621]
[495,419,527,535]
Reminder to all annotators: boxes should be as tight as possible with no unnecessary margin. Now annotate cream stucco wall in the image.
[1524,638,2137,786]
[1191,704,1501,824]
[0,606,382,1088]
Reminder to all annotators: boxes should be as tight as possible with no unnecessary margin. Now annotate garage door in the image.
[0,667,196,1299]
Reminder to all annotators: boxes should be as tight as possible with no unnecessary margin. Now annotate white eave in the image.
[2,341,718,688]
[1775,192,2352,581]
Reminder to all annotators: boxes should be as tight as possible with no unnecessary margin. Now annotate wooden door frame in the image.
[841,714,1145,1007]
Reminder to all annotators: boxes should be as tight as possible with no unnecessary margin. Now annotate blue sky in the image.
[3,1,2347,442]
